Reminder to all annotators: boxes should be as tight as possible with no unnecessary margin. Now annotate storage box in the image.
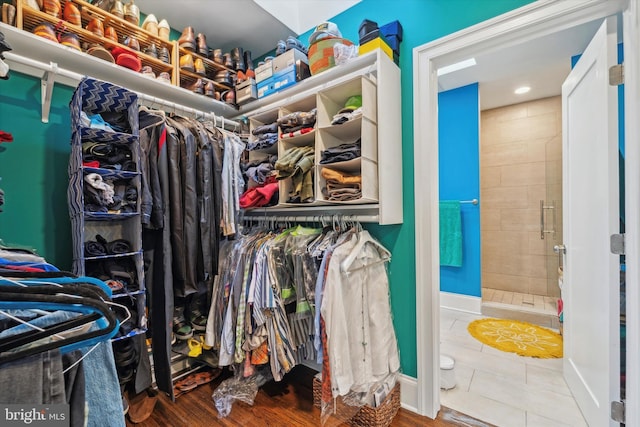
[272,48,308,76]
[380,20,403,41]
[257,61,311,99]
[255,60,274,83]
[312,376,401,427]
[235,78,258,105]
[359,37,393,62]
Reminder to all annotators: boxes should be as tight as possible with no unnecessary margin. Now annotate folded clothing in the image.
[331,107,363,125]
[277,108,316,133]
[239,181,279,208]
[247,132,277,151]
[319,139,361,164]
[321,167,362,201]
[82,142,135,171]
[252,122,278,135]
[280,127,314,139]
[275,146,314,203]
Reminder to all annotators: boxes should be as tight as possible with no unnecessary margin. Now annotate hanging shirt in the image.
[321,232,400,397]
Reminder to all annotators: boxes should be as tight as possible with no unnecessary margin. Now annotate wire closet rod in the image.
[460,199,478,205]
[3,51,240,131]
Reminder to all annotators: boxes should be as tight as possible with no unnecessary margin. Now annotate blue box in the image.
[380,20,403,41]
[384,34,401,54]
[257,77,275,98]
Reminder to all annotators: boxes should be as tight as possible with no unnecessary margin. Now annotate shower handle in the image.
[554,244,566,270]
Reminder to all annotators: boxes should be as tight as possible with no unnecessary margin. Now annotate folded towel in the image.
[440,201,462,267]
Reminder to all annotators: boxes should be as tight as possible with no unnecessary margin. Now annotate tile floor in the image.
[440,307,587,427]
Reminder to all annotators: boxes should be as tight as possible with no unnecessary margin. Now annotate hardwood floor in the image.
[125,366,491,426]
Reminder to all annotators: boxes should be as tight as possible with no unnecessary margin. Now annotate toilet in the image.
[440,354,456,390]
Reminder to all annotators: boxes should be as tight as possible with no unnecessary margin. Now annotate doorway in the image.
[479,96,563,329]
[411,0,638,423]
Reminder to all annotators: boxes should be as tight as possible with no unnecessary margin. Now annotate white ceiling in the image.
[437,19,605,111]
[133,0,359,58]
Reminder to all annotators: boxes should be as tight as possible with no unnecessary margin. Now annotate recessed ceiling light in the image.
[437,58,477,76]
[514,86,531,95]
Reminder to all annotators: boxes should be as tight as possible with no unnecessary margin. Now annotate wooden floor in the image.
[126,365,492,426]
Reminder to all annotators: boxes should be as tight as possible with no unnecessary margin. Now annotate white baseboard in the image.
[399,373,418,413]
[439,291,482,314]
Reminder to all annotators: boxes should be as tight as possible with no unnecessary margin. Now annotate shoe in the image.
[124,0,139,26]
[194,57,205,75]
[104,26,118,43]
[141,13,158,36]
[60,33,81,52]
[214,70,232,87]
[286,36,308,54]
[2,4,16,26]
[123,36,140,52]
[43,0,61,18]
[157,72,171,84]
[223,89,235,105]
[204,81,215,98]
[236,70,246,83]
[63,2,80,25]
[158,19,170,41]
[126,389,158,424]
[33,23,58,43]
[179,53,194,72]
[178,26,196,51]
[158,46,170,64]
[223,53,233,69]
[275,39,286,56]
[231,47,244,72]
[110,0,124,19]
[140,65,155,78]
[185,78,204,95]
[187,337,202,357]
[87,45,115,63]
[86,18,104,38]
[143,42,158,59]
[244,50,254,71]
[211,48,223,64]
[196,33,208,57]
[173,309,194,339]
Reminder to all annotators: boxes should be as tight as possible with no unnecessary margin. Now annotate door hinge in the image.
[609,64,624,86]
[611,400,625,423]
[610,234,625,255]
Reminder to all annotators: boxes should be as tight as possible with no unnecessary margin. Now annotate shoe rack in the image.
[14,0,176,83]
[176,45,236,100]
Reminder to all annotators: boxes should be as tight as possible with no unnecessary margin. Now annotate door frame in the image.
[412,0,638,421]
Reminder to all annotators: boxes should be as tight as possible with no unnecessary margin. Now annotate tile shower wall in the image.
[480,96,562,298]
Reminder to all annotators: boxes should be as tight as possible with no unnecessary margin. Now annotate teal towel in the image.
[440,201,462,267]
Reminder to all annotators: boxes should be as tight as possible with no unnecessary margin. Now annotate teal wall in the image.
[0,72,74,270]
[0,0,534,378]
[300,0,533,377]
[438,83,481,297]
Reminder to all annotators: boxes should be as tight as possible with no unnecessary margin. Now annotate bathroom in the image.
[438,83,562,329]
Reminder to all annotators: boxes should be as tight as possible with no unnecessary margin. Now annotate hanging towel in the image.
[439,201,462,267]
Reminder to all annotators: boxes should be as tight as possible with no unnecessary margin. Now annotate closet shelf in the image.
[81,167,140,179]
[83,250,143,261]
[0,22,239,120]
[84,211,140,220]
[77,128,138,144]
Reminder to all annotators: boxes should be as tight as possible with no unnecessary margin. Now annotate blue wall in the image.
[438,84,481,297]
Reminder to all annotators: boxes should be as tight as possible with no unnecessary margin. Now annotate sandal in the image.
[187,338,202,358]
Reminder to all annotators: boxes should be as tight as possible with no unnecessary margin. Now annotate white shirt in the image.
[321,232,400,397]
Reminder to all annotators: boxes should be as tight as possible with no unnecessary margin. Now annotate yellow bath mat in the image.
[468,318,563,358]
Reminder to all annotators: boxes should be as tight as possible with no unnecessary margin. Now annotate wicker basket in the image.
[312,377,401,427]
[308,38,354,75]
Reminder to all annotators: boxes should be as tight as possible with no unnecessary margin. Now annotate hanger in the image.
[340,230,391,273]
[0,292,119,364]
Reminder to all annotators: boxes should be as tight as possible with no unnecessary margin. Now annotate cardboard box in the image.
[255,61,273,83]
[359,37,393,61]
[236,78,258,105]
[272,49,308,76]
[257,77,274,98]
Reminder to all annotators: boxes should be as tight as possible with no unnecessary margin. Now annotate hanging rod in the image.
[461,199,478,205]
[241,213,380,224]
[3,51,239,130]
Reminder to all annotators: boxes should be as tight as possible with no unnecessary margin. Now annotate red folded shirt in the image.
[239,182,279,208]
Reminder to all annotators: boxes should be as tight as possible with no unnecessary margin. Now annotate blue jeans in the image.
[0,310,125,427]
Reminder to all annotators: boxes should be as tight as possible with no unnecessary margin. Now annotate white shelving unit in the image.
[240,51,403,225]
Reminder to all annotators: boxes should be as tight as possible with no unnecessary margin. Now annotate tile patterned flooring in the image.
[440,307,587,427]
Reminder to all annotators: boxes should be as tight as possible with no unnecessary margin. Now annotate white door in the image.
[561,16,620,427]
